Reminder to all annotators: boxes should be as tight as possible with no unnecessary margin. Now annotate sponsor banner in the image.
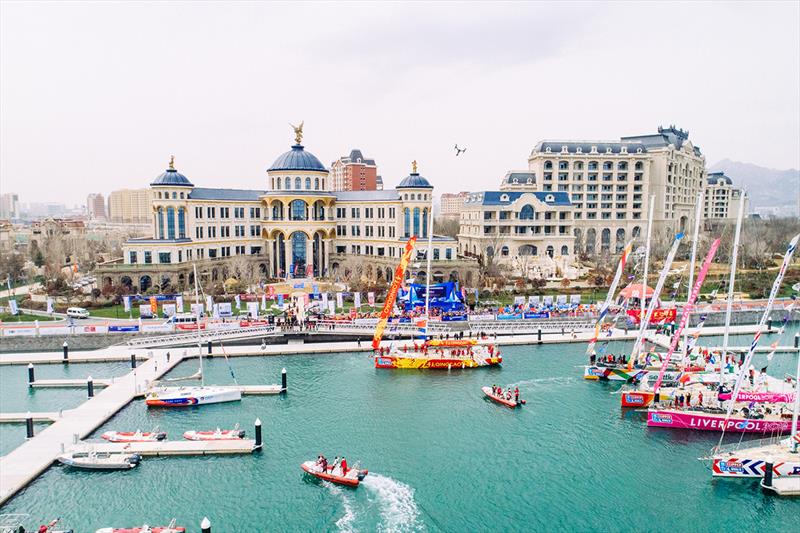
[312,284,319,296]
[267,286,275,299]
[647,410,793,433]
[162,304,177,317]
[208,321,240,331]
[570,294,581,304]
[108,325,139,333]
[322,292,329,308]
[75,325,109,334]
[354,292,361,308]
[277,294,285,308]
[39,326,73,336]
[626,308,677,324]
[235,294,241,309]
[718,392,795,403]
[191,303,204,317]
[497,314,522,320]
[2,327,37,336]
[524,312,550,319]
[141,324,173,333]
[336,292,343,309]
[247,301,260,318]
[218,302,233,317]
[327,301,335,315]
[8,300,18,315]
[367,292,375,306]
[139,304,153,318]
[468,313,496,321]
[176,296,184,312]
[261,294,267,310]
[514,296,525,306]
[442,314,467,322]
[46,297,55,314]
[354,318,379,325]
[149,296,158,314]
[123,296,131,312]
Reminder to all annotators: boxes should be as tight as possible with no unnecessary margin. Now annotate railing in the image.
[313,320,451,335]
[468,319,595,334]
[127,325,279,348]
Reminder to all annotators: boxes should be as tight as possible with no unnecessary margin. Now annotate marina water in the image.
[1,328,798,531]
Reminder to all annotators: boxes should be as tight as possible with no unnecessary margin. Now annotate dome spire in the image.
[169,155,175,170]
[412,160,418,174]
[290,120,304,145]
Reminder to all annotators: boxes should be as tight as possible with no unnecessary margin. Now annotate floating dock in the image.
[29,378,112,389]
[71,439,256,456]
[0,412,61,423]
[762,476,800,496]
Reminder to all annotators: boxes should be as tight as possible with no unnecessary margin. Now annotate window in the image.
[177,208,185,239]
[195,207,203,219]
[250,246,262,255]
[144,251,152,264]
[177,250,182,262]
[291,200,307,221]
[207,207,215,218]
[446,248,452,260]
[159,252,171,264]
[284,177,290,189]
[220,207,230,218]
[351,225,361,236]
[250,225,260,237]
[157,208,164,239]
[413,207,420,237]
[250,207,261,219]
[305,177,311,190]
[404,208,410,238]
[129,251,137,264]
[295,177,301,189]
[234,207,244,218]
[519,205,534,220]
[209,226,216,238]
[315,177,320,190]
[433,249,440,260]
[221,226,230,238]
[276,178,281,190]
[351,208,360,218]
[196,227,204,239]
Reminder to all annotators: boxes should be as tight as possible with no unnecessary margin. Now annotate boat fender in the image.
[130,454,142,465]
[156,432,167,441]
[237,430,246,438]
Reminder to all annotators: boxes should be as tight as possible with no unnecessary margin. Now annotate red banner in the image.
[372,237,417,350]
[626,308,677,324]
[149,296,158,314]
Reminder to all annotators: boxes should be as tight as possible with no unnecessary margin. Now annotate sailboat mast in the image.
[641,194,655,319]
[720,193,745,385]
[684,192,703,354]
[193,263,204,387]
[423,194,434,339]
[792,350,800,452]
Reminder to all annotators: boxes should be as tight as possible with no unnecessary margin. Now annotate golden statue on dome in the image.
[169,155,175,170]
[290,121,304,145]
[412,160,418,173]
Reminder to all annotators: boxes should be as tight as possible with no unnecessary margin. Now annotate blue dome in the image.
[268,144,326,172]
[151,166,193,187]
[397,173,433,189]
[707,172,732,185]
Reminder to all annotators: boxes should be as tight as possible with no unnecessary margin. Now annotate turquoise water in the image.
[0,330,798,531]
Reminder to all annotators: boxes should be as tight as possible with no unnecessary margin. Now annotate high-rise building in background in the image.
[86,193,107,220]
[0,193,20,220]
[330,149,379,191]
[703,171,747,221]
[440,192,468,216]
[108,188,153,223]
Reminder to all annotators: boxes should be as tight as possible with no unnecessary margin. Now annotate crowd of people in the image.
[315,454,348,476]
[490,385,520,403]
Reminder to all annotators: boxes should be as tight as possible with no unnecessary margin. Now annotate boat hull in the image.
[374,355,501,369]
[584,365,645,382]
[481,386,521,408]
[145,387,242,407]
[647,409,794,433]
[301,461,367,487]
[183,429,245,441]
[712,457,800,478]
[101,431,166,443]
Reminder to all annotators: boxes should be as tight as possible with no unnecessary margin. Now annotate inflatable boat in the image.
[482,386,525,408]
[300,460,368,487]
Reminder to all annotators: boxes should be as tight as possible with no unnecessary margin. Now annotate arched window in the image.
[615,228,626,253]
[172,192,177,199]
[276,178,281,190]
[546,245,554,258]
[157,208,165,239]
[177,208,186,239]
[272,203,283,220]
[519,245,537,256]
[167,207,176,239]
[413,207,420,237]
[501,246,509,256]
[561,245,569,256]
[305,177,311,190]
[157,192,162,199]
[291,199,307,221]
[179,192,184,199]
[295,177,301,190]
[315,177,320,190]
[601,228,611,253]
[284,177,290,190]
[404,208,410,238]
[519,205,535,220]
[422,208,428,238]
[486,246,494,257]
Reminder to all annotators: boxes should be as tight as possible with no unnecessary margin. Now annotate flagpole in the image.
[423,194,434,339]
[720,193,745,386]
[684,192,704,358]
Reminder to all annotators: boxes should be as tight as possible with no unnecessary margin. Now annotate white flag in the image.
[322,292,329,308]
[212,304,220,319]
[123,296,131,312]
[235,294,242,309]
[176,295,184,312]
[206,295,213,313]
[354,292,361,308]
[336,292,343,309]
[46,297,54,314]
[328,300,335,315]
[368,292,375,306]
[8,300,19,315]
[261,294,267,310]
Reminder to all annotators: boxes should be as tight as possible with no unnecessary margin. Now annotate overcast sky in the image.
[1,1,798,205]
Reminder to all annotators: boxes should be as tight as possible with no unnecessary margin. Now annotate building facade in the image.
[527,125,706,255]
[97,131,476,293]
[329,149,379,191]
[86,193,107,220]
[108,188,154,224]
[703,171,746,221]
[440,192,468,216]
[0,193,20,220]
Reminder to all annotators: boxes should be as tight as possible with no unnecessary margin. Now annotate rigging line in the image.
[217,339,239,386]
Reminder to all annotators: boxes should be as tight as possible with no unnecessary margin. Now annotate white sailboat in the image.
[145,265,242,407]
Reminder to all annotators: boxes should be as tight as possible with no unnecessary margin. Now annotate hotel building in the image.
[703,171,747,221]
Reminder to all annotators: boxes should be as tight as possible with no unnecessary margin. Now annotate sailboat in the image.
[145,265,242,407]
[372,198,501,370]
[647,232,800,433]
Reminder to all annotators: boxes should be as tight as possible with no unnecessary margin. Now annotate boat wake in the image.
[325,482,357,533]
[509,376,576,389]
[362,473,424,532]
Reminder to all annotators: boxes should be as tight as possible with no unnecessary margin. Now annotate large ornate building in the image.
[97,127,474,293]
[703,171,747,221]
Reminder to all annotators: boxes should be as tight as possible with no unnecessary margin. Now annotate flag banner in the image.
[543,295,554,305]
[354,292,361,308]
[247,301,259,318]
[328,301,335,315]
[313,284,319,296]
[139,304,153,318]
[149,296,158,314]
[8,300,18,315]
[570,294,581,304]
[267,285,275,299]
[47,297,55,314]
[373,237,417,350]
[162,303,177,317]
[586,240,634,356]
[557,295,567,304]
[514,296,525,306]
[261,294,267,310]
[368,292,375,306]
[278,294,285,308]
[235,294,242,309]
[322,292,329,308]
[176,295,184,312]
[206,295,213,312]
[191,303,204,316]
[213,304,220,319]
[531,295,540,305]
[336,292,343,309]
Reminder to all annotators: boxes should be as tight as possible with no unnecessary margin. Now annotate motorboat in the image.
[95,520,184,533]
[0,515,73,533]
[57,450,141,470]
[482,386,525,408]
[183,427,245,441]
[101,430,166,443]
[301,460,368,487]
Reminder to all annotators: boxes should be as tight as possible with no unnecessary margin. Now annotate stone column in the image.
[283,237,291,279]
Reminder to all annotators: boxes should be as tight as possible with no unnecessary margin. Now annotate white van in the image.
[66,307,90,319]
